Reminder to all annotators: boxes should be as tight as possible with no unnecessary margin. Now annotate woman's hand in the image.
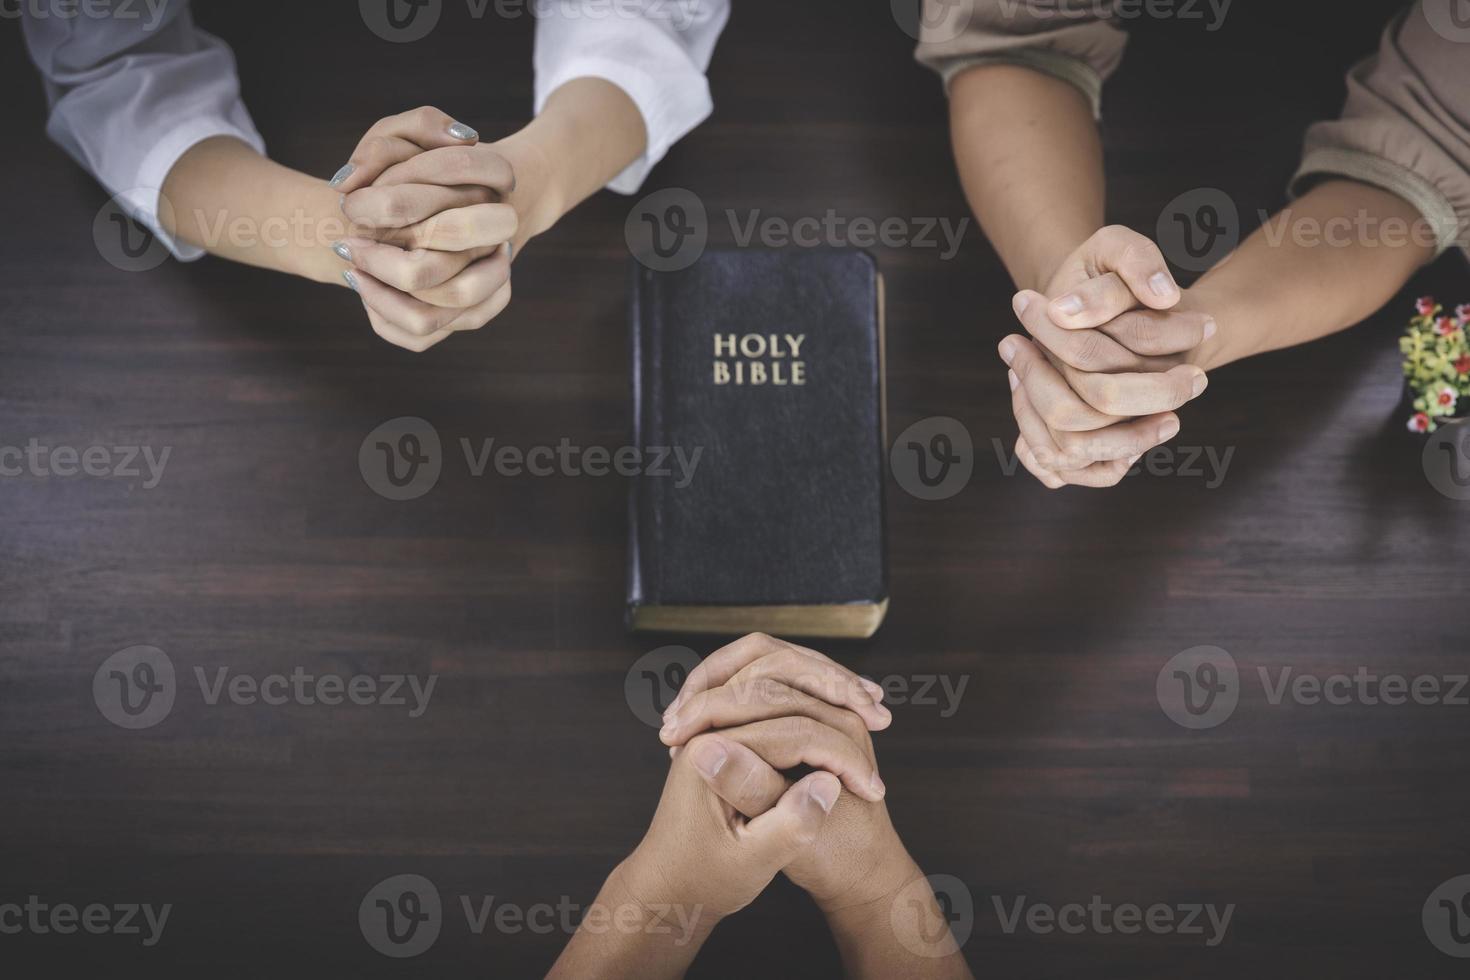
[325,107,518,351]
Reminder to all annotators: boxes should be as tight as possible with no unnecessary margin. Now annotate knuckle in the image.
[442,146,479,181]
[1085,376,1124,415]
[1119,313,1160,351]
[1041,400,1080,431]
[406,308,441,337]
[758,677,797,707]
[403,252,441,292]
[410,105,444,128]
[1071,330,1107,369]
[380,192,412,226]
[834,708,868,742]
[1119,239,1161,271]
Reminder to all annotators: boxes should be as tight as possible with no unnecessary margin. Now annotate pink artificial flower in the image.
[1456,354,1470,376]
[1436,317,1459,337]
[1436,386,1459,411]
[1407,412,1432,433]
[1457,304,1470,325]
[1417,296,1438,316]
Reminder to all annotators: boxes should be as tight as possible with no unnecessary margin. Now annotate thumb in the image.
[740,771,840,867]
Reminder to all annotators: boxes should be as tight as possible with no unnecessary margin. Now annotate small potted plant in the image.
[1400,296,1470,433]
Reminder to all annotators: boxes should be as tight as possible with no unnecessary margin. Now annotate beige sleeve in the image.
[1291,1,1470,257]
[913,0,1129,117]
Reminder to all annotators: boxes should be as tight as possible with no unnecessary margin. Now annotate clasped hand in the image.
[1000,226,1217,488]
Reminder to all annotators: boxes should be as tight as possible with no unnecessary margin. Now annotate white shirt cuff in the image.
[535,56,713,196]
[118,115,266,262]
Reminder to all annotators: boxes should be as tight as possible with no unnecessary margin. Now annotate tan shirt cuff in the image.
[1289,2,1470,258]
[914,0,1128,119]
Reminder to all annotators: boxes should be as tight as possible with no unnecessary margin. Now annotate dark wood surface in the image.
[3,1,1469,976]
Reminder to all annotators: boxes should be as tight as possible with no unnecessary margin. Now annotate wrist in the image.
[1178,278,1256,371]
[814,839,920,923]
[606,853,722,946]
[489,127,567,247]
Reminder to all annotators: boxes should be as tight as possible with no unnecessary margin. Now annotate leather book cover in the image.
[627,248,888,639]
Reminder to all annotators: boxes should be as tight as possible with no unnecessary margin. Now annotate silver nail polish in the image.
[506,242,515,262]
[342,270,360,293]
[328,163,356,188]
[331,241,352,263]
[447,121,479,141]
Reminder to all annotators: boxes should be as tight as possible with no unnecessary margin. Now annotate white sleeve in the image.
[533,0,730,195]
[22,1,266,262]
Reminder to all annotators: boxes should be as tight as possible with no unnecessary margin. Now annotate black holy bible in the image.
[627,248,888,639]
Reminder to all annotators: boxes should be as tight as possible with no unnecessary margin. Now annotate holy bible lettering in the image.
[713,333,807,385]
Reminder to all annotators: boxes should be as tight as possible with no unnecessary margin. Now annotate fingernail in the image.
[1191,371,1209,397]
[659,717,677,739]
[506,241,515,262]
[339,194,347,215]
[1012,293,1031,317]
[1053,294,1083,316]
[861,678,884,702]
[1158,417,1181,441]
[1128,454,1143,467]
[1203,318,1218,340]
[1008,369,1020,391]
[331,241,352,263]
[328,163,355,188]
[998,339,1017,365]
[808,777,839,814]
[448,121,479,141]
[1149,272,1176,298]
[342,270,360,293]
[690,739,727,779]
[869,773,886,799]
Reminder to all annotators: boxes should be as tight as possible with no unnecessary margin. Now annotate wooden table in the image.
[2,1,1467,976]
